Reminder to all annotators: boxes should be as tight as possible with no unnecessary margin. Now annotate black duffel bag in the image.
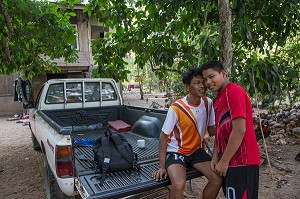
[92,131,140,184]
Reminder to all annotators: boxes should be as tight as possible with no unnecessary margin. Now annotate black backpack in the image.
[92,131,140,184]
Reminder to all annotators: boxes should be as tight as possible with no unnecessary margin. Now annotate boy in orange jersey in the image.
[152,68,222,199]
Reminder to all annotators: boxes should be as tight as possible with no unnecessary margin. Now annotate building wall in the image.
[29,10,92,103]
[0,74,23,115]
[0,96,23,116]
[30,74,48,102]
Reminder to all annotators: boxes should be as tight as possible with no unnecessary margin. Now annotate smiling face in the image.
[202,68,228,94]
[185,74,206,98]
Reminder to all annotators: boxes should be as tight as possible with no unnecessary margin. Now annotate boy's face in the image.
[202,68,226,93]
[185,75,206,97]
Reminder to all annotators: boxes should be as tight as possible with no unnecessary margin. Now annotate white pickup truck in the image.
[24,78,202,199]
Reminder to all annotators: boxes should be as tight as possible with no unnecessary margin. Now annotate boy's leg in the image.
[190,149,223,199]
[224,165,259,199]
[168,164,187,199]
[166,153,187,199]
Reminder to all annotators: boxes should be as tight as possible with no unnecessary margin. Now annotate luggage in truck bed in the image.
[72,130,203,199]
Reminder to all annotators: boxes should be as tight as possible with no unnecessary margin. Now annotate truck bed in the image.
[40,107,203,198]
[73,129,159,176]
[72,130,202,199]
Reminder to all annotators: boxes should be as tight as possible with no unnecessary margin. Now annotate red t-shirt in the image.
[214,82,261,166]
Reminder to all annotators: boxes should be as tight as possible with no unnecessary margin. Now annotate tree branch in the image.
[0,0,13,61]
[152,67,180,73]
[148,56,180,73]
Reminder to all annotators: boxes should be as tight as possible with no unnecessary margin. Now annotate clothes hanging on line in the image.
[14,78,31,102]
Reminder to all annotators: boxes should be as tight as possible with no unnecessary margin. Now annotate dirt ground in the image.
[0,92,299,199]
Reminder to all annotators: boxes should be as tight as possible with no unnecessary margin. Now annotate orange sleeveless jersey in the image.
[162,96,214,155]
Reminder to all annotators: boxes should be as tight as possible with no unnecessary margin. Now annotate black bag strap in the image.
[111,134,140,171]
[99,134,111,184]
[110,134,134,163]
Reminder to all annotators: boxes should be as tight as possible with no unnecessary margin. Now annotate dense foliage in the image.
[231,0,300,103]
[1,0,299,104]
[86,0,299,104]
[0,0,77,78]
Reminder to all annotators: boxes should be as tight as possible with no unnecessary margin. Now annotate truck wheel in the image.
[44,156,76,199]
[31,132,41,151]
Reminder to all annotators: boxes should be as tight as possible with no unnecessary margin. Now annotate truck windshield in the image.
[84,82,117,101]
[66,82,82,103]
[45,81,117,104]
[101,82,117,101]
[45,83,64,104]
[85,82,100,101]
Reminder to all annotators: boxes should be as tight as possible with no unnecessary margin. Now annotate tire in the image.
[31,131,41,151]
[44,156,75,199]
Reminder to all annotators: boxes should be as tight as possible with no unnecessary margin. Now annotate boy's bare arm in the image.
[210,137,219,172]
[158,132,169,169]
[152,132,169,180]
[216,117,246,176]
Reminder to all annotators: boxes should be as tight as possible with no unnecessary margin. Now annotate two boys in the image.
[153,61,260,199]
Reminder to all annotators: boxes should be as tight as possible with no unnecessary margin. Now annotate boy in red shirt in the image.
[200,61,261,199]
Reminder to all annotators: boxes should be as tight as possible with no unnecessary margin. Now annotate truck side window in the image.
[66,83,82,103]
[85,82,100,102]
[45,83,64,104]
[35,85,44,107]
[102,82,117,101]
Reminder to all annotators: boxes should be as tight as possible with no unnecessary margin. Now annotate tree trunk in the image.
[118,82,123,101]
[218,0,232,75]
[0,1,13,61]
[137,65,144,100]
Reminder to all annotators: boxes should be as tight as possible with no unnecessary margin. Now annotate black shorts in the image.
[223,165,259,199]
[166,148,212,168]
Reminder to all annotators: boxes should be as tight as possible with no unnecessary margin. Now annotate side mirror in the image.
[23,101,35,109]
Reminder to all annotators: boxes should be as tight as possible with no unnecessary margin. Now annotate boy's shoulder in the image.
[228,82,246,94]
[172,97,186,105]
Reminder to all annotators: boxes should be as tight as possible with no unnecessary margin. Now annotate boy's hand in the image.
[210,156,219,172]
[215,159,229,177]
[152,167,168,181]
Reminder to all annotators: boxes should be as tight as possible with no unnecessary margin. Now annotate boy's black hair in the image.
[200,61,224,73]
[182,67,202,85]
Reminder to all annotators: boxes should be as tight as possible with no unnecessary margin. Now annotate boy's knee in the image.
[171,180,186,192]
[170,182,185,198]
[206,171,222,186]
[172,181,185,190]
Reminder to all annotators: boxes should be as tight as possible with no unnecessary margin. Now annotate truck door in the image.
[29,85,43,136]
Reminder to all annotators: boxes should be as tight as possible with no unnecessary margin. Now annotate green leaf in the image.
[255,69,260,78]
[68,12,76,17]
[252,52,258,65]
[258,81,264,90]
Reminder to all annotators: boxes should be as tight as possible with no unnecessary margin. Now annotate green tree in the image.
[86,0,299,104]
[0,0,78,78]
[230,0,300,104]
